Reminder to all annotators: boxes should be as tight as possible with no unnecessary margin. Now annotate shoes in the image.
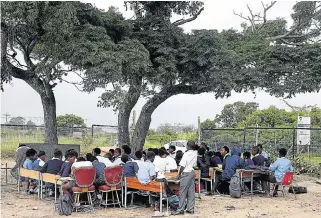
[186,210,194,214]
[171,211,184,215]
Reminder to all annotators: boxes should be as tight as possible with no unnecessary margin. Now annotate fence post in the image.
[243,128,246,144]
[6,163,8,184]
[292,128,295,158]
[91,125,94,138]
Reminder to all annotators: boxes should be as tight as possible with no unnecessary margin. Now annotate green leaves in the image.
[57,114,86,128]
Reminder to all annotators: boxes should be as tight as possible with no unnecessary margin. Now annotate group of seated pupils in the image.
[20,142,293,211]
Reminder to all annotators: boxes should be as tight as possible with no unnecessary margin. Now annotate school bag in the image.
[56,193,73,216]
[229,173,242,198]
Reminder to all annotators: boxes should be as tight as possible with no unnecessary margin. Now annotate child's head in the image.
[121,154,129,164]
[38,150,46,161]
[135,150,143,160]
[66,150,78,163]
[54,149,63,160]
[104,153,112,159]
[251,146,259,156]
[109,149,114,156]
[114,148,121,157]
[26,148,37,159]
[243,151,251,159]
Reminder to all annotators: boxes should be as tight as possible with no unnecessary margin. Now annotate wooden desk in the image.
[164,170,201,198]
[238,169,271,200]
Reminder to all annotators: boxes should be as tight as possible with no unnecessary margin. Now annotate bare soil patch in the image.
[1,159,321,218]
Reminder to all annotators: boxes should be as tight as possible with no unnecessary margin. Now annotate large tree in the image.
[8,116,26,125]
[57,114,86,128]
[1,2,91,144]
[215,101,259,127]
[1,2,148,144]
[85,1,321,151]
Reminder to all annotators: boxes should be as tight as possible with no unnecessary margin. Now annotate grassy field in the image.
[299,153,321,165]
[0,135,165,157]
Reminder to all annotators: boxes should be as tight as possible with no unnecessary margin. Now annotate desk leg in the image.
[250,173,253,201]
[124,185,127,209]
[55,181,57,204]
[160,192,163,213]
[37,179,40,199]
[198,177,201,199]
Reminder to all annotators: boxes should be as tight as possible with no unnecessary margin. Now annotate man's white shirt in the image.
[113,157,123,166]
[179,150,197,173]
[96,155,113,167]
[154,156,168,179]
[166,156,178,170]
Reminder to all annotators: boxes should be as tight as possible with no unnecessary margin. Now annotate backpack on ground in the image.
[289,186,307,194]
[56,193,73,216]
[229,173,242,198]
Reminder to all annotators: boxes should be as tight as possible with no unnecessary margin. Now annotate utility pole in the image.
[3,112,10,123]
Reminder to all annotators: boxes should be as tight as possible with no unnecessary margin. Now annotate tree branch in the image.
[173,7,204,26]
[280,38,305,46]
[15,37,36,69]
[257,1,277,31]
[7,54,28,68]
[61,79,83,91]
[268,7,321,40]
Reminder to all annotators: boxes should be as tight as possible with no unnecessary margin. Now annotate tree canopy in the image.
[215,102,259,128]
[202,102,321,129]
[57,114,86,128]
[2,1,321,150]
[1,1,149,144]
[8,116,26,125]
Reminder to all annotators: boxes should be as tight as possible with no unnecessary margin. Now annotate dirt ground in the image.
[1,160,321,218]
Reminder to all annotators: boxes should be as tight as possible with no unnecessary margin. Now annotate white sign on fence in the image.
[297,116,311,146]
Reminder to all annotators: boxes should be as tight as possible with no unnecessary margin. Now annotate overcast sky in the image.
[1,0,321,128]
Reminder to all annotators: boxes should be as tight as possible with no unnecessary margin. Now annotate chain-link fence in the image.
[201,127,321,166]
[91,125,118,147]
[1,124,118,157]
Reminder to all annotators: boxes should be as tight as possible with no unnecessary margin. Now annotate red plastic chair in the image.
[71,167,96,211]
[272,172,296,199]
[98,166,123,208]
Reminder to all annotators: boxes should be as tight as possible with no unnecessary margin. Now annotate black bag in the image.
[288,186,307,194]
[229,174,242,198]
[56,193,73,216]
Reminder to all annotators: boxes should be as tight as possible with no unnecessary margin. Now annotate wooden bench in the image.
[124,177,169,213]
[40,173,63,203]
[18,168,41,198]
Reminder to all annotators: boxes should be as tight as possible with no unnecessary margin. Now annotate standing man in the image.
[11,144,30,179]
[172,141,197,215]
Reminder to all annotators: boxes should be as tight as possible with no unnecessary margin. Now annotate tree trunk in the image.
[131,101,157,152]
[131,84,205,151]
[118,77,142,146]
[41,88,58,144]
[118,106,132,146]
[24,78,59,145]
